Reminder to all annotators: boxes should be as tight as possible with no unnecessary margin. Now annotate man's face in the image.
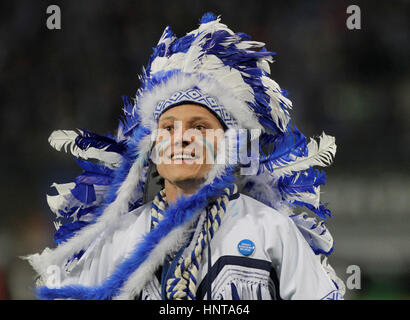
[154,104,224,187]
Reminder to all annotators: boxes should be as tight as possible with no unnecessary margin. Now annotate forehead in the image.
[158,103,222,125]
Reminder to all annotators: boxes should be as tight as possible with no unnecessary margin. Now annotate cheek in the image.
[156,163,168,178]
[205,138,219,162]
[156,163,177,183]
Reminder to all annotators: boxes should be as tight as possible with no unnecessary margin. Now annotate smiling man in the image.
[154,104,225,203]
[26,13,344,300]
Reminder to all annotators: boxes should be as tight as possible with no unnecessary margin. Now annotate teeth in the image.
[172,155,197,160]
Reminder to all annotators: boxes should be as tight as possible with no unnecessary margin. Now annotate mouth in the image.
[169,150,200,161]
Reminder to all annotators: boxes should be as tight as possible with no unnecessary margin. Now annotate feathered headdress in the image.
[25,13,344,299]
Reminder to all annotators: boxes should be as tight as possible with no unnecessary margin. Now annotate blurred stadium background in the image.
[0,0,409,299]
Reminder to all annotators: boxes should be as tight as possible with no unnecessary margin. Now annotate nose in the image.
[173,122,195,147]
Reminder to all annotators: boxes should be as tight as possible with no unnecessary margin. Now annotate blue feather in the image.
[122,96,134,116]
[200,12,217,24]
[74,159,114,177]
[278,167,327,195]
[73,159,114,185]
[259,126,308,171]
[280,167,331,219]
[58,205,98,220]
[70,183,96,204]
[292,200,332,220]
[162,26,175,40]
[119,96,141,136]
[54,205,99,245]
[74,173,113,186]
[54,221,90,245]
[75,129,126,154]
[169,34,196,55]
[64,250,85,266]
[258,115,282,133]
[236,32,251,41]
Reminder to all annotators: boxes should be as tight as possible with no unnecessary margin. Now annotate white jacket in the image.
[54,193,342,300]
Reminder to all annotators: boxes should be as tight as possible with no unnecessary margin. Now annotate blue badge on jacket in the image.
[237,239,255,256]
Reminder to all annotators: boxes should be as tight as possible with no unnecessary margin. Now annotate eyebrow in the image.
[190,116,212,122]
[159,116,212,123]
[159,116,176,121]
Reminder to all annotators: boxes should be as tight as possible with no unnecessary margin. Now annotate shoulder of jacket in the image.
[229,193,293,230]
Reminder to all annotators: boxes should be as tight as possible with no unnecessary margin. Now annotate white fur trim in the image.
[238,173,293,216]
[114,211,201,299]
[137,73,262,131]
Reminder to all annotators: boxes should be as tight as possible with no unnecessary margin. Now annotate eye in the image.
[164,125,173,132]
[194,124,206,131]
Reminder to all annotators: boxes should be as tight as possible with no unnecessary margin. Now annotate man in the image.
[25,13,344,300]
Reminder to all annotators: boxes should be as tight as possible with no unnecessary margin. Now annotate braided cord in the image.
[151,189,167,230]
[150,187,232,300]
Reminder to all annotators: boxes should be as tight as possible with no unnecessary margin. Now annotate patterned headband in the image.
[153,88,238,128]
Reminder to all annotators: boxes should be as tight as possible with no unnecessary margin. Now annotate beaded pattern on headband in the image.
[153,88,238,127]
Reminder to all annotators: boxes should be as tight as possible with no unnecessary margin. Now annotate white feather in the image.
[273,132,337,176]
[284,187,321,208]
[50,182,75,195]
[48,130,122,167]
[257,58,271,75]
[46,183,110,219]
[46,183,76,218]
[156,26,176,48]
[235,40,265,50]
[260,76,292,132]
[48,130,79,154]
[200,55,255,103]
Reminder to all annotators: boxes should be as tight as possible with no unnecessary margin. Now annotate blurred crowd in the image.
[0,0,409,299]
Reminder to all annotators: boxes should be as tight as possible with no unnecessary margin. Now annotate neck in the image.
[164,179,202,204]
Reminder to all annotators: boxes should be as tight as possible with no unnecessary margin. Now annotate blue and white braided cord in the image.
[151,187,232,300]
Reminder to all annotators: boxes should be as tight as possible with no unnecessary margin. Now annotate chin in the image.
[158,163,210,185]
[169,168,203,182]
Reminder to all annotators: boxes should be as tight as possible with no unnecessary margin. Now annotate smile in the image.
[170,154,200,160]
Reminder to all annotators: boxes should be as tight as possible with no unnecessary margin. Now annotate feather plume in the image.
[261,76,292,132]
[272,132,336,176]
[285,191,321,209]
[278,167,326,209]
[278,167,326,195]
[290,212,334,255]
[259,128,308,171]
[48,130,123,167]
[48,130,79,154]
[119,96,142,136]
[75,129,126,155]
[74,159,115,186]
